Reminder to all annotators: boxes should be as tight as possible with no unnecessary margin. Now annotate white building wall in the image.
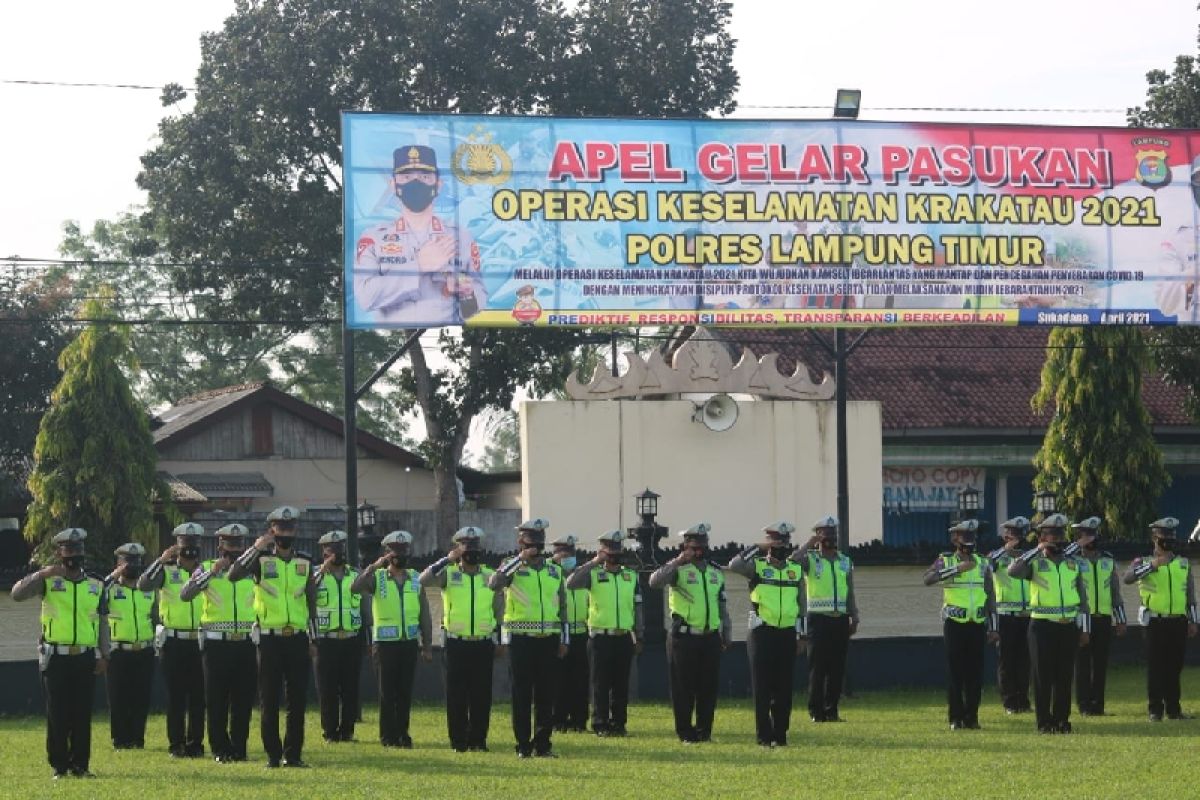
[520,399,883,548]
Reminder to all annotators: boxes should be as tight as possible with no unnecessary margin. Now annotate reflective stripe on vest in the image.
[504,562,564,634]
[749,558,802,627]
[1140,557,1190,616]
[253,555,311,629]
[40,576,103,647]
[316,569,362,633]
[587,567,638,632]
[159,565,201,631]
[992,554,1029,613]
[372,569,420,641]
[443,565,496,637]
[804,552,850,616]
[107,584,155,643]
[200,560,256,633]
[668,563,723,630]
[1077,555,1114,617]
[1029,557,1081,620]
[942,553,987,623]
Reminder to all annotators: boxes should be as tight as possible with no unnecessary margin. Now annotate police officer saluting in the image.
[551,534,590,733]
[138,523,206,757]
[924,519,999,730]
[650,523,731,744]
[180,523,256,763]
[1008,513,1090,734]
[11,528,108,779]
[1069,516,1125,717]
[353,530,432,748]
[1123,517,1198,721]
[490,518,569,758]
[566,530,643,737]
[420,526,505,752]
[796,517,859,724]
[229,506,317,767]
[104,542,156,750]
[728,521,803,746]
[312,530,364,743]
[987,517,1032,715]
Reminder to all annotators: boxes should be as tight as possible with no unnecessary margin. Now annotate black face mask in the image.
[821,537,838,549]
[62,555,84,571]
[179,546,200,561]
[389,554,409,569]
[957,540,976,552]
[122,563,143,580]
[461,550,481,566]
[329,551,346,566]
[273,536,294,551]
[768,546,791,561]
[689,547,707,560]
[398,181,436,212]
[1158,538,1176,551]
[603,551,622,564]
[1043,542,1061,555]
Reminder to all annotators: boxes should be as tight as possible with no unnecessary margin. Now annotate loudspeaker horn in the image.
[692,393,739,432]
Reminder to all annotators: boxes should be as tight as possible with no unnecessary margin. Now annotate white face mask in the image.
[559,556,577,570]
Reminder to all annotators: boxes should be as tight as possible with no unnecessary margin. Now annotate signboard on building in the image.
[883,466,985,511]
[343,113,1200,329]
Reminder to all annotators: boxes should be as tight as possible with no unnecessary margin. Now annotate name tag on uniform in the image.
[686,573,699,584]
[317,588,329,604]
[351,612,362,626]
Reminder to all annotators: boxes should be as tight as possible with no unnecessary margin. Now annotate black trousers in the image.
[509,634,561,754]
[807,614,849,721]
[1029,619,1078,729]
[203,639,256,758]
[315,636,362,741]
[42,651,96,773]
[747,624,796,742]
[553,633,589,729]
[943,619,985,724]
[667,631,721,740]
[107,647,155,747]
[1075,615,1112,714]
[444,638,494,749]
[258,633,310,762]
[589,633,634,731]
[376,640,418,745]
[996,615,1031,711]
[1145,616,1188,716]
[161,636,205,753]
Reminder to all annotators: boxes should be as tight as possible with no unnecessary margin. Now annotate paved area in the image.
[0,565,1149,661]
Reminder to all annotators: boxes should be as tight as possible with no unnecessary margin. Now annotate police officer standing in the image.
[1008,513,1090,734]
[728,522,804,746]
[138,523,206,757]
[649,523,732,744]
[1123,517,1198,721]
[353,530,433,748]
[311,530,364,743]
[551,534,590,733]
[420,526,506,752]
[566,530,643,737]
[796,517,859,724]
[11,528,108,779]
[1069,517,1126,717]
[180,523,257,763]
[489,518,569,758]
[924,519,999,730]
[987,516,1033,715]
[104,542,156,750]
[229,506,317,768]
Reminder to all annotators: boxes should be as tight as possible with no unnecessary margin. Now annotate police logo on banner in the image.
[1133,136,1172,190]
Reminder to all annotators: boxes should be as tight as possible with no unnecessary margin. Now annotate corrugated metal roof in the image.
[175,471,274,497]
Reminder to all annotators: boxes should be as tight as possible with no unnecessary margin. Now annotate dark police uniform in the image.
[649,523,732,744]
[795,517,859,724]
[1069,516,1126,716]
[138,522,207,757]
[10,527,108,778]
[311,530,365,743]
[987,516,1032,714]
[103,542,157,749]
[551,534,590,733]
[180,523,256,762]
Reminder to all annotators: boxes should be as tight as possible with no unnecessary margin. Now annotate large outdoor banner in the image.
[342,112,1200,328]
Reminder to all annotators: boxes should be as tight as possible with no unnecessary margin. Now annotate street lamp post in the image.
[957,487,981,521]
[627,488,668,647]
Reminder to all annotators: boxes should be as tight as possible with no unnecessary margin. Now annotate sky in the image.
[1,0,1197,260]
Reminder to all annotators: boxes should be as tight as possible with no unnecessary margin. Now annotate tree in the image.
[1031,327,1168,539]
[0,264,71,511]
[1128,49,1200,417]
[24,293,170,563]
[136,0,738,547]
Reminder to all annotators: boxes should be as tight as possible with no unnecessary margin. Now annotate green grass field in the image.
[2,667,1197,799]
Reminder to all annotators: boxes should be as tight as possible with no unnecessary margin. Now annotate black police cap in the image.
[394,145,438,173]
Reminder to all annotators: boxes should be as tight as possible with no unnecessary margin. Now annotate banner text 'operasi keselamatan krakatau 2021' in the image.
[342,113,1200,328]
